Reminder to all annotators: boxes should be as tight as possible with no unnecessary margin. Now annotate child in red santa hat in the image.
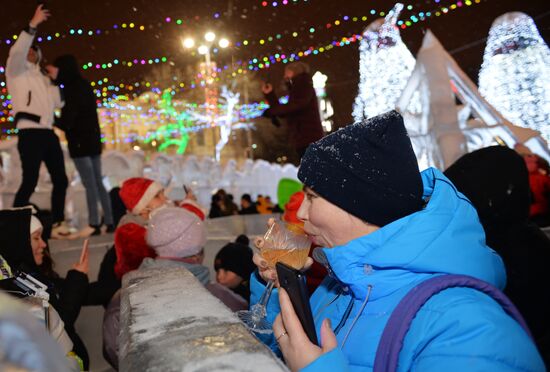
[114,177,168,279]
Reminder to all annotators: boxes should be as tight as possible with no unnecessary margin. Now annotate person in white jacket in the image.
[6,4,70,238]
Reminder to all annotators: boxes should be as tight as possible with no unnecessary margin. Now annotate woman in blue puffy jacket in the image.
[250,110,545,371]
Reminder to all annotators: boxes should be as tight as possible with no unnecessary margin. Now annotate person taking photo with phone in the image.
[0,207,90,370]
[250,111,544,371]
[6,5,71,239]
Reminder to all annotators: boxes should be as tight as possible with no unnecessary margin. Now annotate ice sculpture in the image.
[479,12,550,141]
[397,30,549,170]
[353,3,419,121]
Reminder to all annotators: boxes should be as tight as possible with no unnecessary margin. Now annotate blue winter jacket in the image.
[250,168,545,371]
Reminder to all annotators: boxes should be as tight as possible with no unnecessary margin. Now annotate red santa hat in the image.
[119,178,163,215]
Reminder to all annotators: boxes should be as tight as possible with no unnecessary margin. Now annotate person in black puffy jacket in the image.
[45,55,114,236]
[445,146,550,365]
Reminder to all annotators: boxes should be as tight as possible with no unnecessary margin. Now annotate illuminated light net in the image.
[479,12,550,142]
[353,3,420,121]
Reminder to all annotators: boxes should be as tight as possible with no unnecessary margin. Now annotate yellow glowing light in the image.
[218,38,230,48]
[204,31,216,42]
[182,38,195,49]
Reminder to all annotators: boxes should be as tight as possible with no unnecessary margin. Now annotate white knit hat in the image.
[30,215,43,234]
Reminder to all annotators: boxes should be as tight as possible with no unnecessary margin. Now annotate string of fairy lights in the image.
[0,0,478,47]
[0,0,486,132]
[0,0,312,47]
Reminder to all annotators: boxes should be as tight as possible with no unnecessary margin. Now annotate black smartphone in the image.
[276,262,318,345]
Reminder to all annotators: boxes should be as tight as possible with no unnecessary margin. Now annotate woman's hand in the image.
[72,239,89,274]
[253,249,279,285]
[253,218,279,285]
[253,218,312,286]
[273,288,337,371]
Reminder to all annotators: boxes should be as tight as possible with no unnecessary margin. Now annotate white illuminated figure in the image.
[312,71,334,132]
[352,3,418,121]
[479,12,550,141]
[215,87,240,162]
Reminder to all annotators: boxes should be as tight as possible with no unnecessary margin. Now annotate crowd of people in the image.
[0,177,261,371]
[1,112,548,371]
[1,4,549,372]
[208,189,283,218]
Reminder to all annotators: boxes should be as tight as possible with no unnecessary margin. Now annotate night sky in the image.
[1,0,549,127]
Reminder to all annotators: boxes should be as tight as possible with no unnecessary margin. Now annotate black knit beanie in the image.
[298,110,424,226]
[214,243,256,280]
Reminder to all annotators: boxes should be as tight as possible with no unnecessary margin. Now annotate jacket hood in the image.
[444,146,530,225]
[53,54,81,85]
[0,208,38,273]
[323,168,506,300]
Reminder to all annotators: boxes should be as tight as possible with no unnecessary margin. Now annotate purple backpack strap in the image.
[373,274,532,372]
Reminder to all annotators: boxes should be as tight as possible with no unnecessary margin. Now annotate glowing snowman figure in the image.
[353,3,418,121]
[479,12,550,141]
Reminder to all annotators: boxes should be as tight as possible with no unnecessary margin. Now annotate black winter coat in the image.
[53,54,102,158]
[85,246,121,308]
[445,146,550,365]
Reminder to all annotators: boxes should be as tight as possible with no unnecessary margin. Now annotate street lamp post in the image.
[182,31,229,73]
[182,32,230,159]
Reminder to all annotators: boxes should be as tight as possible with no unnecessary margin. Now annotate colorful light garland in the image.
[0,0,312,47]
[0,0,487,124]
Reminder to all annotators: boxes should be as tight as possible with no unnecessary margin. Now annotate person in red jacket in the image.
[114,178,167,279]
[524,154,550,227]
[261,62,325,161]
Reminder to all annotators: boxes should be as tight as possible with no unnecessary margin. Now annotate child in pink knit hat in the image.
[142,207,247,312]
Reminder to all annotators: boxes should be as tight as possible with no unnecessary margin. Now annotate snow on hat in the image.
[146,207,206,258]
[119,178,163,215]
[298,110,423,226]
[30,215,43,234]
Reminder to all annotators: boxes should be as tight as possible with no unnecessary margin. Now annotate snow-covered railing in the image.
[119,267,288,372]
